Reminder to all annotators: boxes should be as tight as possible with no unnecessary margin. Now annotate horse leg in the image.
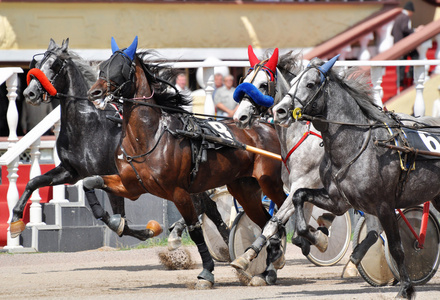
[10,165,77,237]
[173,188,215,289]
[342,213,381,278]
[377,208,415,299]
[83,175,159,239]
[200,190,230,244]
[231,189,294,273]
[292,188,350,253]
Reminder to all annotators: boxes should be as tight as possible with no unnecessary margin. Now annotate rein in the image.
[282,121,322,173]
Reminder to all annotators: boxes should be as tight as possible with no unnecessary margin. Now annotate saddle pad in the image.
[402,128,440,159]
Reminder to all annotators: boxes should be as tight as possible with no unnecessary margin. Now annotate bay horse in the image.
[273,55,440,299]
[85,36,287,288]
[9,38,155,241]
[231,47,381,278]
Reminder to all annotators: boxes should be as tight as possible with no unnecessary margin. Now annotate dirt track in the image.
[1,244,439,300]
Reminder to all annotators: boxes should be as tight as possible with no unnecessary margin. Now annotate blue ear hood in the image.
[233,82,274,107]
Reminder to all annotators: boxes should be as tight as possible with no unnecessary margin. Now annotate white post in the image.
[358,33,374,61]
[49,120,67,204]
[27,138,45,227]
[376,22,395,55]
[434,34,440,75]
[417,39,432,82]
[203,67,215,116]
[4,73,22,250]
[370,66,385,108]
[413,65,426,117]
[49,120,67,229]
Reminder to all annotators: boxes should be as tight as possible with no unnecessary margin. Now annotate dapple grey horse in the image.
[273,55,440,299]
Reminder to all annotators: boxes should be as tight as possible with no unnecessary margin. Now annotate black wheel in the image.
[353,216,396,287]
[385,206,440,285]
[201,187,235,262]
[306,207,351,266]
[229,202,286,277]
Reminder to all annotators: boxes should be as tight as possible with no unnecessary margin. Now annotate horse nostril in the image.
[88,89,103,100]
[239,115,248,122]
[276,107,287,118]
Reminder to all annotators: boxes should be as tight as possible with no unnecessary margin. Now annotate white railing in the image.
[1,56,440,250]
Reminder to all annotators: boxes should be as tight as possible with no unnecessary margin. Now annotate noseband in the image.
[285,66,328,120]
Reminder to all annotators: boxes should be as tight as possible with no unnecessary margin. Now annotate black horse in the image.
[9,39,153,240]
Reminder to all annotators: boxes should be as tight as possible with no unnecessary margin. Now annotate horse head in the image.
[273,55,339,127]
[24,38,72,105]
[232,45,280,128]
[88,36,139,109]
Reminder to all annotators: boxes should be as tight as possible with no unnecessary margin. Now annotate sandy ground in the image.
[0,244,439,300]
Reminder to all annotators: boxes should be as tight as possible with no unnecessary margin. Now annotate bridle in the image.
[284,65,329,120]
[238,59,277,115]
[27,51,69,103]
[98,50,137,100]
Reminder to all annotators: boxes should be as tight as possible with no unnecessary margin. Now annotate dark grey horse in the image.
[9,39,152,240]
[273,55,440,299]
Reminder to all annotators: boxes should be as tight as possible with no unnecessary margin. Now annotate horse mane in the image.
[136,50,192,111]
[59,49,98,88]
[276,50,304,83]
[311,58,395,125]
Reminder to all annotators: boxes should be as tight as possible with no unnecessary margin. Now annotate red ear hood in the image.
[265,48,279,74]
[248,45,260,67]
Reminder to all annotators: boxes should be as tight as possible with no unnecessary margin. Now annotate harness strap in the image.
[120,146,150,193]
[282,121,322,173]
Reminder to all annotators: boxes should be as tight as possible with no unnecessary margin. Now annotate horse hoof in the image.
[265,269,277,285]
[249,275,267,286]
[167,237,182,251]
[10,220,25,238]
[146,220,163,237]
[195,279,213,290]
[272,253,285,270]
[108,214,124,236]
[231,256,250,271]
[314,230,329,252]
[341,261,359,278]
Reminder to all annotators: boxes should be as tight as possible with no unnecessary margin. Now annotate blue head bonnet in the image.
[309,54,340,84]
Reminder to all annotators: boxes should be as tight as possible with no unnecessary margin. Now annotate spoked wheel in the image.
[353,216,396,287]
[229,202,287,277]
[385,206,440,285]
[201,186,236,262]
[306,207,351,267]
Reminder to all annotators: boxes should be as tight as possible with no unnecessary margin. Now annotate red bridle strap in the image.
[282,121,322,174]
[26,68,57,96]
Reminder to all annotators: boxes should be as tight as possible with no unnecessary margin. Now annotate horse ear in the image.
[48,38,57,51]
[265,48,279,74]
[61,38,69,52]
[319,54,340,75]
[111,37,119,54]
[248,45,260,67]
[123,36,138,61]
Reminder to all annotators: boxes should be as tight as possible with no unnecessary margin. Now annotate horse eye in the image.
[306,82,315,89]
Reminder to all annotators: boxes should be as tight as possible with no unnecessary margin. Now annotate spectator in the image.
[213,75,237,118]
[212,73,224,99]
[391,1,424,88]
[175,72,192,113]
